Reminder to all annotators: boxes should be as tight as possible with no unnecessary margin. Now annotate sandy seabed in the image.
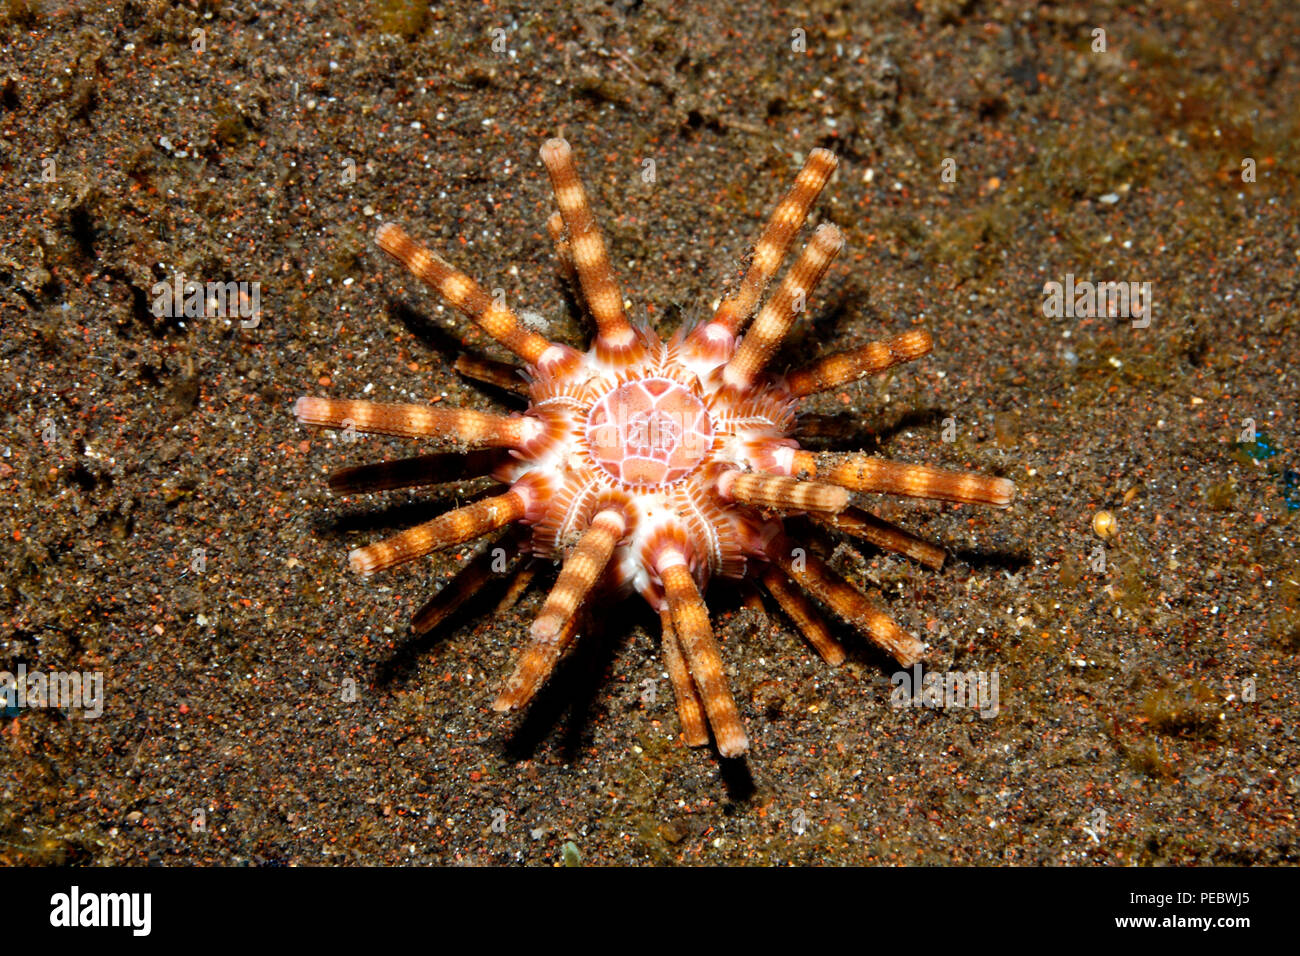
[1,0,1297,865]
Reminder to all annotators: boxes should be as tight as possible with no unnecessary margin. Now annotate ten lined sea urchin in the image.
[293,139,1015,758]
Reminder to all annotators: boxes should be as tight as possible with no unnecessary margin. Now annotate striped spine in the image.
[784,329,934,397]
[697,148,839,338]
[530,508,627,641]
[716,469,849,515]
[493,612,582,712]
[375,222,574,371]
[760,567,846,666]
[539,138,642,365]
[764,532,924,666]
[348,486,528,576]
[659,608,710,746]
[722,223,844,391]
[792,450,1015,507]
[327,450,502,496]
[453,354,527,396]
[294,396,534,447]
[656,549,749,758]
[810,507,947,570]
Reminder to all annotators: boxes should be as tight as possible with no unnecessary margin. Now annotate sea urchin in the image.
[294,139,1014,758]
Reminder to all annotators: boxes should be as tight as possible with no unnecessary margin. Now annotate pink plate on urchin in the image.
[294,139,1014,758]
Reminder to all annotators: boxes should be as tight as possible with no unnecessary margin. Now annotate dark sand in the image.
[1,0,1297,865]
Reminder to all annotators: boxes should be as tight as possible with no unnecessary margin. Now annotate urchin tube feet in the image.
[544,211,578,288]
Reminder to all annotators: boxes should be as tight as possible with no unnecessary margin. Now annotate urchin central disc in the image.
[585,378,714,486]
